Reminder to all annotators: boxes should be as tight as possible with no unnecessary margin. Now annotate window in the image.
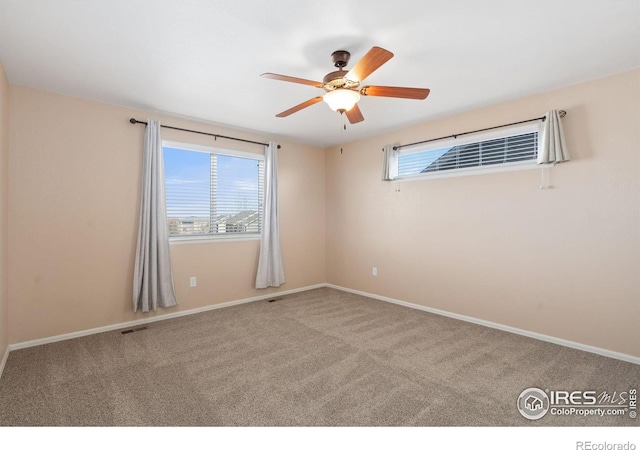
[163,141,264,241]
[393,123,541,180]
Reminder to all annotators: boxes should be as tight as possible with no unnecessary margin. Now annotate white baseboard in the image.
[6,282,639,367]
[326,283,640,366]
[0,344,9,380]
[9,283,326,352]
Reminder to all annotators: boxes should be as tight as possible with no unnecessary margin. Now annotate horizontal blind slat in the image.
[398,132,538,176]
[164,147,264,236]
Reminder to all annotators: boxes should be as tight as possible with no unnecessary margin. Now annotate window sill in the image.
[169,234,261,245]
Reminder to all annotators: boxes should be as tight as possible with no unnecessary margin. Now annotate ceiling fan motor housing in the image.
[331,50,351,68]
[322,50,355,91]
[324,50,360,91]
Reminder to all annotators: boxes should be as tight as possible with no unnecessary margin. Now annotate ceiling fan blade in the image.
[275,96,323,117]
[345,104,364,124]
[361,85,430,100]
[345,46,394,83]
[261,72,323,88]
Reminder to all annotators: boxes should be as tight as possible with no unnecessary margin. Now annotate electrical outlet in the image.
[189,277,197,287]
[372,267,377,277]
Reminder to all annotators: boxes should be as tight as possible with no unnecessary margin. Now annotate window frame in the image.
[162,140,265,244]
[392,122,552,182]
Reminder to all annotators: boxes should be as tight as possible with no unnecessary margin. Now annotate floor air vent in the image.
[121,326,148,334]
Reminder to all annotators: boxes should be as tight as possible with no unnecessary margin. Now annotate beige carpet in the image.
[0,287,638,426]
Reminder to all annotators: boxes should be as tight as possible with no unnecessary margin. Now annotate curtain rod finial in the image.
[559,110,567,118]
[129,118,137,124]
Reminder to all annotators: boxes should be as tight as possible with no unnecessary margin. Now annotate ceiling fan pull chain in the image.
[340,112,346,154]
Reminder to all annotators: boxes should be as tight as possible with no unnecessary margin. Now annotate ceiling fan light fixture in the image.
[323,89,360,112]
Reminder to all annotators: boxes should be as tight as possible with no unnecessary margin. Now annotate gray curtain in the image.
[255,142,285,289]
[382,144,398,181]
[538,110,570,164]
[133,120,178,312]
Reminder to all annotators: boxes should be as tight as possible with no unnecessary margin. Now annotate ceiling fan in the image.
[261,46,430,124]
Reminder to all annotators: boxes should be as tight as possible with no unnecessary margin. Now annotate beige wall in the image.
[8,86,325,343]
[0,62,9,359]
[326,69,640,358]
[5,69,639,360]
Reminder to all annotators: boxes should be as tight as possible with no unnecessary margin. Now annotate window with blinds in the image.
[395,124,540,180]
[163,142,264,239]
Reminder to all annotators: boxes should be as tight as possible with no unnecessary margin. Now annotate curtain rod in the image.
[129,118,280,149]
[391,110,566,151]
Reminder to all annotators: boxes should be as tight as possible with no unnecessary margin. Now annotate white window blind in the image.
[163,142,264,239]
[395,124,540,180]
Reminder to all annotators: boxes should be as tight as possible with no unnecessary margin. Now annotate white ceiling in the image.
[1,0,639,147]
